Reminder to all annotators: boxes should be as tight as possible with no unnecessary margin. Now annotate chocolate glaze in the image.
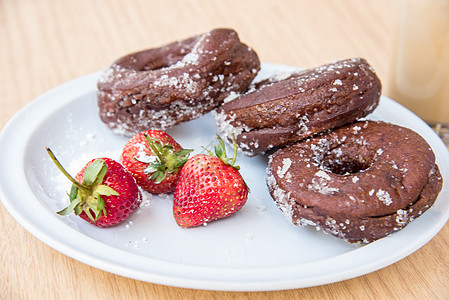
[215,58,381,156]
[267,121,443,243]
[97,28,260,136]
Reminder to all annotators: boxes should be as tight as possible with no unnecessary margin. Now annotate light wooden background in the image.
[1,0,448,299]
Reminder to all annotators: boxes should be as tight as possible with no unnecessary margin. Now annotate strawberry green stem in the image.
[230,134,238,166]
[45,147,91,194]
[213,133,240,170]
[144,134,166,166]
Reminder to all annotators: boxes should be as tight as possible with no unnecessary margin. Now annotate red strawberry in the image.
[46,148,142,227]
[121,130,192,194]
[173,134,249,228]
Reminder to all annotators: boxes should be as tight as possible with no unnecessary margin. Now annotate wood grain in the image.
[1,0,448,299]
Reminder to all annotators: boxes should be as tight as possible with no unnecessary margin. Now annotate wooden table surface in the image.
[1,0,448,299]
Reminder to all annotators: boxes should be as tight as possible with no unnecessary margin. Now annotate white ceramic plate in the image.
[0,63,448,291]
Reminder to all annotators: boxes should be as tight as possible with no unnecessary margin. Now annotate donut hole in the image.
[141,54,185,71]
[128,50,190,72]
[320,146,375,175]
[141,61,172,71]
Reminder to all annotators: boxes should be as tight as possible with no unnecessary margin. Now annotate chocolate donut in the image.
[267,121,443,243]
[97,28,260,135]
[215,58,381,156]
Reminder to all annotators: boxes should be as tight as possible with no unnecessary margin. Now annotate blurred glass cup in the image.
[389,0,449,144]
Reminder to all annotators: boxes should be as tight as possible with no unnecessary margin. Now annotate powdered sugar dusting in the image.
[223,91,240,103]
[315,170,331,181]
[153,73,198,94]
[376,189,392,206]
[214,110,256,156]
[307,170,339,195]
[98,29,260,136]
[277,158,292,178]
[395,209,408,226]
[333,79,343,85]
[266,166,295,224]
[53,149,123,193]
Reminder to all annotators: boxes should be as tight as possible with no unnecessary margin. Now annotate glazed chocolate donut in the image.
[97,28,260,135]
[215,58,381,156]
[267,121,443,243]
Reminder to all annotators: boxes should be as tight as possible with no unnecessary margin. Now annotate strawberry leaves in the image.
[210,133,239,170]
[121,130,193,194]
[136,133,192,184]
[46,148,119,222]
